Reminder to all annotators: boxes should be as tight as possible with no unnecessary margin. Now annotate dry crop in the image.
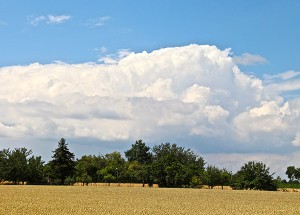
[1,185,300,214]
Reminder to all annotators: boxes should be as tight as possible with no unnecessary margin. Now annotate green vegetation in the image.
[48,138,76,185]
[278,182,300,189]
[231,161,277,191]
[1,138,296,191]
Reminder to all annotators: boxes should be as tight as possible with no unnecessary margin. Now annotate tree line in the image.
[0,138,295,191]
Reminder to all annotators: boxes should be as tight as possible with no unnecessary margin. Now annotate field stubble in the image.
[1,185,300,214]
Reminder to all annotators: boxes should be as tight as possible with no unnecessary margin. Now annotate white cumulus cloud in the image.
[1,44,300,176]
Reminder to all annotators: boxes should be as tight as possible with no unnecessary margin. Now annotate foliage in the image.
[190,176,203,188]
[27,156,46,184]
[231,161,277,191]
[103,174,115,185]
[285,166,300,182]
[151,143,205,187]
[49,138,76,185]
[277,182,300,189]
[0,148,46,185]
[125,140,152,164]
[7,148,32,184]
[76,155,105,185]
[205,165,220,189]
[0,140,291,191]
[0,149,10,181]
[219,168,232,189]
[203,166,232,189]
[204,165,221,189]
[64,176,76,185]
[125,140,153,186]
[97,151,125,184]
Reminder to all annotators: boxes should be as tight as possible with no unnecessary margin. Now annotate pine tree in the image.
[50,138,75,185]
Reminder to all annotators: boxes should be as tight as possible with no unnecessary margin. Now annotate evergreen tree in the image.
[50,138,75,185]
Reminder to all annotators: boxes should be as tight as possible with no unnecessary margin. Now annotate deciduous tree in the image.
[152,143,205,187]
[232,161,277,191]
[286,166,300,182]
[7,148,32,184]
[125,140,152,164]
[125,140,153,186]
[97,151,125,185]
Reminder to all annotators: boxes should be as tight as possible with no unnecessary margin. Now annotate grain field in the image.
[1,185,300,214]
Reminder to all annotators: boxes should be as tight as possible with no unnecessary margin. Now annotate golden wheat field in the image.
[1,185,300,215]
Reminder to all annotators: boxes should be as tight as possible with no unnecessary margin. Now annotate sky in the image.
[1,0,300,178]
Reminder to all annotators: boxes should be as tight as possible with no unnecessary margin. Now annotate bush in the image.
[64,176,75,185]
[190,176,203,188]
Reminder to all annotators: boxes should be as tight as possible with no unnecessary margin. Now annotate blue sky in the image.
[1,1,300,177]
[1,1,300,75]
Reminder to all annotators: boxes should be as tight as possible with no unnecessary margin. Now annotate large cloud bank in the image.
[1,44,300,175]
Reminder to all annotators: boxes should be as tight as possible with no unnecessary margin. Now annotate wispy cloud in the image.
[85,16,110,27]
[28,16,46,26]
[98,49,132,64]
[47,15,71,24]
[263,71,300,96]
[233,52,268,65]
[264,70,300,82]
[28,15,71,26]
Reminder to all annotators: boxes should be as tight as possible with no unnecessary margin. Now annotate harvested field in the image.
[1,185,300,214]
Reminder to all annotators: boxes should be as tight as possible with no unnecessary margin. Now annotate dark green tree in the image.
[285,166,300,182]
[0,149,10,182]
[152,143,205,188]
[27,156,46,184]
[97,151,125,185]
[125,160,151,186]
[50,138,76,185]
[219,168,232,189]
[125,140,152,164]
[203,166,231,189]
[7,148,32,184]
[76,155,105,185]
[204,165,221,189]
[0,148,46,184]
[125,140,153,186]
[231,161,277,191]
[190,176,203,188]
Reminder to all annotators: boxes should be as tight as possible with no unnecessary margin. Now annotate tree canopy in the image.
[152,143,205,187]
[49,138,76,185]
[231,161,277,191]
[0,138,281,191]
[285,166,300,182]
